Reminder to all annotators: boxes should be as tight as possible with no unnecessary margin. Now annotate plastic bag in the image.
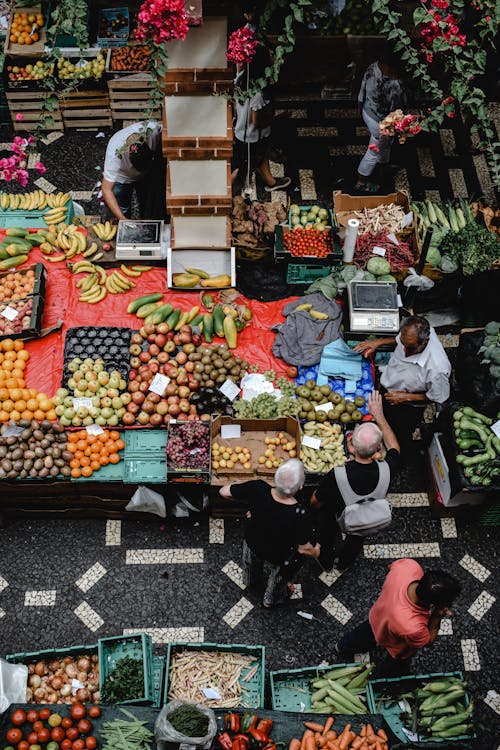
[403,268,434,290]
[126,486,166,517]
[155,700,217,750]
[0,659,28,713]
[169,491,209,518]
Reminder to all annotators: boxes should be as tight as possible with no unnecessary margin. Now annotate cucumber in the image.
[136,301,163,319]
[202,313,213,343]
[190,314,203,327]
[127,292,163,314]
[212,305,225,338]
[166,308,181,329]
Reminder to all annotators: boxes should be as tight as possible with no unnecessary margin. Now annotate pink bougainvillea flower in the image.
[227,26,258,65]
[2,169,13,181]
[27,136,35,144]
[15,113,24,122]
[136,0,188,43]
[34,161,46,174]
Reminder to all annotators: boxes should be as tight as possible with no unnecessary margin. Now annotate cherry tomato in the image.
[62,717,73,729]
[27,731,39,744]
[87,706,100,719]
[72,740,85,750]
[48,713,63,728]
[26,710,39,724]
[77,719,92,735]
[70,703,86,721]
[65,727,79,741]
[61,740,73,750]
[6,728,22,744]
[18,741,30,750]
[37,728,50,743]
[10,709,26,726]
[51,726,65,742]
[85,737,97,750]
[32,721,43,733]
[39,708,51,720]
[28,745,41,750]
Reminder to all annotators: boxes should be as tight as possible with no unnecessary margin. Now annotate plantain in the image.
[200,274,231,288]
[93,252,104,261]
[185,266,210,279]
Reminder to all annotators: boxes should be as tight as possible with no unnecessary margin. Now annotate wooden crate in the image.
[60,90,112,129]
[108,75,161,125]
[5,91,63,132]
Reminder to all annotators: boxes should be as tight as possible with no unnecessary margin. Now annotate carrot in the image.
[304,723,325,733]
[316,737,327,747]
[289,739,301,750]
[376,730,387,742]
[322,717,334,736]
[374,742,383,750]
[338,734,350,750]
[365,725,374,738]
[360,726,366,737]
[325,732,337,741]
[351,739,363,750]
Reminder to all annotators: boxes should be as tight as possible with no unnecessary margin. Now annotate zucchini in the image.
[127,292,163,314]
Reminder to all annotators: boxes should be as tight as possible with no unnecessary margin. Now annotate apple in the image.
[175,351,188,365]
[148,392,160,404]
[128,369,137,380]
[179,398,190,413]
[156,401,168,416]
[157,323,169,334]
[150,413,163,426]
[167,395,179,405]
[157,351,169,364]
[139,351,151,363]
[129,344,142,356]
[183,343,195,354]
[168,404,180,416]
[139,381,149,393]
[147,334,156,344]
[122,412,135,425]
[142,400,155,414]
[149,343,160,357]
[131,332,143,345]
[165,341,176,352]
[121,392,131,404]
[127,402,140,414]
[138,411,150,424]
[155,334,167,348]
[130,356,141,369]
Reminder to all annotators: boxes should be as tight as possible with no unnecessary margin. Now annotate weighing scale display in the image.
[348,281,400,333]
[117,221,161,245]
[351,282,397,310]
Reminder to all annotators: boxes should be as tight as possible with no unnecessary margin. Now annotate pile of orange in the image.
[66,429,125,478]
[9,11,44,45]
[0,269,35,301]
[0,338,55,422]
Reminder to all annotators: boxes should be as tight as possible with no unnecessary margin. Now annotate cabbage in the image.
[341,265,358,282]
[377,274,396,282]
[363,271,376,281]
[366,257,391,276]
[439,255,458,273]
[426,248,442,267]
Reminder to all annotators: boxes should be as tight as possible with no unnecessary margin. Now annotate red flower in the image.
[447,111,456,118]
[227,26,258,65]
[135,0,188,44]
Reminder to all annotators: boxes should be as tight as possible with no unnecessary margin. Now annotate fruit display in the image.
[283,226,332,258]
[92,220,117,241]
[0,340,57,422]
[110,45,152,71]
[55,358,128,428]
[57,52,106,81]
[190,387,233,417]
[172,271,232,289]
[295,380,365,423]
[68,260,151,304]
[0,227,41,269]
[0,298,35,337]
[289,204,331,230]
[234,378,298,419]
[99,9,128,40]
[0,418,70,480]
[63,327,131,384]
[0,267,36,301]
[39,224,90,262]
[0,190,70,212]
[300,421,346,473]
[23,653,100,704]
[66,428,125,478]
[167,421,211,473]
[9,9,44,45]
[3,703,100,750]
[211,442,252,472]
[6,59,55,83]
[257,432,297,469]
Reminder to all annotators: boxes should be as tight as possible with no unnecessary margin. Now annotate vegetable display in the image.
[479,321,500,395]
[453,405,500,486]
[290,719,388,750]
[0,418,71,480]
[218,712,275,750]
[300,422,346,474]
[167,420,211,472]
[168,650,259,708]
[289,205,331,231]
[0,226,40,269]
[232,197,286,248]
[309,664,372,715]
[66,429,124,478]
[353,232,414,274]
[110,45,152,71]
[283,227,332,258]
[100,707,153,750]
[439,218,499,277]
[336,203,407,235]
[23,654,99,704]
[3,702,99,750]
[168,703,210,737]
[101,655,144,704]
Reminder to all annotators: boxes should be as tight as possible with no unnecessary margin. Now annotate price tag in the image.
[401,211,413,228]
[202,687,221,700]
[149,373,170,396]
[315,402,333,413]
[221,424,241,439]
[387,232,399,245]
[491,419,500,439]
[71,678,85,696]
[219,379,240,401]
[0,306,19,321]
[302,435,321,450]
[86,424,104,436]
[372,246,386,257]
[73,397,93,409]
[397,294,403,308]
[3,424,24,437]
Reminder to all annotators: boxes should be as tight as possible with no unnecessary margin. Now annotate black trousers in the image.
[380,387,426,454]
[338,620,413,678]
[317,506,364,570]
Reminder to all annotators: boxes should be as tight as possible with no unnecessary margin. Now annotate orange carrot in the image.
[305,731,316,750]
[322,717,335,736]
[304,723,324,733]
[289,740,301,750]
[376,730,387,742]
[351,739,363,750]
[325,732,337,741]
[360,726,366,738]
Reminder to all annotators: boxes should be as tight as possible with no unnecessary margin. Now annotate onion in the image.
[63,656,73,665]
[35,660,46,676]
[92,691,100,702]
[60,684,72,697]
[41,676,50,687]
[51,676,63,690]
[28,664,35,675]
[26,688,33,702]
[77,671,88,683]
[91,654,98,663]
[34,686,47,701]
[48,660,61,672]
[65,663,77,678]
[76,688,90,702]
[47,691,58,703]
[29,674,41,688]
[77,657,91,672]
[87,684,98,694]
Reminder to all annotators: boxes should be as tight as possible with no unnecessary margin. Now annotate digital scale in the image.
[115,220,165,260]
[347,280,400,334]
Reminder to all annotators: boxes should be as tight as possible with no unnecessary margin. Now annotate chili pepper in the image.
[225,713,241,733]
[241,713,258,733]
[218,732,233,750]
[232,735,250,750]
[261,741,276,750]
[256,719,273,737]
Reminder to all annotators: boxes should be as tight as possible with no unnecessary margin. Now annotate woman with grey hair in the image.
[220,459,316,607]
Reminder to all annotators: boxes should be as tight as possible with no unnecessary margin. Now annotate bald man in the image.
[308,391,400,571]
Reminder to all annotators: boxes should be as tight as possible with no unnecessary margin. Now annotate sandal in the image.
[354,180,380,194]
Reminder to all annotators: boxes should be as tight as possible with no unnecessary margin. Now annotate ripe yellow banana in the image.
[83,242,98,257]
[82,287,107,304]
[120,264,141,277]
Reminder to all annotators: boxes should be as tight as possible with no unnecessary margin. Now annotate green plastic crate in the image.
[367,671,474,743]
[0,199,75,229]
[480,500,500,526]
[288,205,336,229]
[98,633,154,705]
[125,429,167,453]
[270,662,368,712]
[6,643,97,671]
[152,654,165,708]
[124,428,166,483]
[286,263,334,284]
[164,642,265,708]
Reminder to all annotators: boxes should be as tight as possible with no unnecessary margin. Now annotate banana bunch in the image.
[38,224,100,263]
[0,190,70,212]
[93,221,117,240]
[68,260,151,304]
[300,421,346,473]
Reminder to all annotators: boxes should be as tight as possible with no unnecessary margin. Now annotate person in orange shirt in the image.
[335,559,461,677]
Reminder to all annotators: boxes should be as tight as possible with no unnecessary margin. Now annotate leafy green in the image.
[439,222,500,276]
[101,656,144,704]
[168,704,209,737]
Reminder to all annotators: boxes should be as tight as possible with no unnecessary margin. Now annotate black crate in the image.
[0,293,43,341]
[62,326,132,386]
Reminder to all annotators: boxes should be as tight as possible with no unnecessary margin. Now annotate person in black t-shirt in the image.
[309,391,400,571]
[219,458,317,607]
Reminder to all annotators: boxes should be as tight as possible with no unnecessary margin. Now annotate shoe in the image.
[264,177,291,192]
[354,180,380,194]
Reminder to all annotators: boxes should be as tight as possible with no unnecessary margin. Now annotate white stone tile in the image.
[438,618,453,636]
[274,108,307,119]
[425,189,441,201]
[437,333,459,349]
[27,152,41,169]
[70,190,93,201]
[0,143,13,150]
[472,153,495,204]
[484,689,500,715]
[440,518,457,538]
[459,554,490,582]
[223,597,253,628]
[105,519,121,546]
[388,492,428,507]
[74,601,104,632]
[0,607,5,619]
[325,108,358,118]
[222,561,246,589]
[319,568,342,587]
[0,575,8,593]
[75,562,107,593]
[298,126,338,137]
[356,126,369,137]
[461,638,480,671]
[41,131,63,145]
[298,169,317,201]
[449,168,467,198]
[329,145,365,156]
[24,590,56,606]
[321,594,352,625]
[34,176,57,193]
[364,542,441,559]
[126,548,203,564]
[123,627,204,643]
[209,517,224,544]
[467,590,495,621]
[290,584,302,600]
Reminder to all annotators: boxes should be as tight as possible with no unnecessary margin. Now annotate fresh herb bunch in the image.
[168,704,209,737]
[101,656,144,704]
[439,221,500,277]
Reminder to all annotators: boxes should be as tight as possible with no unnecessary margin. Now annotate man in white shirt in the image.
[354,316,451,453]
[102,120,163,220]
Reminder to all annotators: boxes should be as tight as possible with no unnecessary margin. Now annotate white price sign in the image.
[73,397,93,409]
[302,435,321,450]
[0,306,19,321]
[315,402,333,413]
[149,373,170,396]
[86,424,104,436]
[219,379,240,401]
[491,419,500,439]
[372,246,386,257]
[3,424,24,437]
[387,232,399,245]
[401,211,413,228]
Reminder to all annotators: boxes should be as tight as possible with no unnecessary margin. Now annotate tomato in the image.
[62,717,73,729]
[27,732,38,744]
[65,727,79,741]
[70,703,86,721]
[26,711,39,724]
[51,726,65,742]
[48,713,62,728]
[32,721,43,733]
[61,740,73,750]
[36,728,50,743]
[18,742,30,750]
[6,728,22,744]
[39,708,51,720]
[47,742,60,750]
[85,737,97,750]
[10,709,26,726]
[72,740,85,750]
[87,706,100,719]
[77,719,92,735]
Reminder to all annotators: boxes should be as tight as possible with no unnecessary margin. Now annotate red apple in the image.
[173,334,181,346]
[166,330,175,340]
[150,413,163,426]
[132,391,145,405]
[149,343,160,357]
[185,361,195,373]
[128,380,140,393]
[138,411,150,425]
[157,323,169,335]
[165,341,176,352]
[157,351,169,364]
[142,400,156,414]
[175,351,188,365]
[167,395,179,405]
[129,344,142,356]
[168,404,180,416]
[131,332,143,345]
[122,412,136,425]
[139,351,151,363]
[147,334,156,344]
[127,402,140,415]
[192,334,202,346]
[188,413,199,421]
[155,334,167,348]
[148,392,160,404]
[128,368,137,381]
[178,385,190,399]
[130,356,141,369]
[177,412,188,421]
[149,362,160,374]
[156,401,168,416]
[139,381,150,393]
[165,383,177,397]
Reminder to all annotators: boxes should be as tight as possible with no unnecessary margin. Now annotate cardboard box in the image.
[167,246,235,290]
[428,433,486,508]
[5,5,47,56]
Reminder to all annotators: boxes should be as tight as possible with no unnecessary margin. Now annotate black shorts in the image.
[232,137,270,176]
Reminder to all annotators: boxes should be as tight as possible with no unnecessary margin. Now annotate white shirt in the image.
[380,328,451,404]
[103,120,162,184]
